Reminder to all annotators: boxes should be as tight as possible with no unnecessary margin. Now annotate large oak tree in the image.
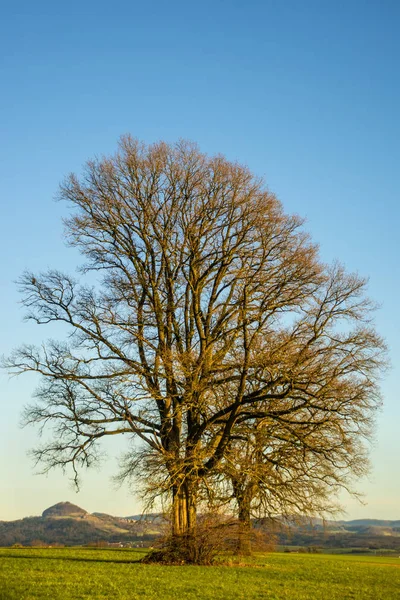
[5,137,386,545]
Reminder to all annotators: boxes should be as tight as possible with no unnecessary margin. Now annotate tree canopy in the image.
[4,137,387,555]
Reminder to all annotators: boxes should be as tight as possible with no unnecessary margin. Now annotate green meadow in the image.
[1,548,399,600]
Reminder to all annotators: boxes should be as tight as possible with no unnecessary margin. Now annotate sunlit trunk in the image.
[232,479,254,555]
[237,498,252,555]
[171,478,197,536]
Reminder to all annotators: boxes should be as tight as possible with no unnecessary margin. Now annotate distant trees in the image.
[4,136,387,562]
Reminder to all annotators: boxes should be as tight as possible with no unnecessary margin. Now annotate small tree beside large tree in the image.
[4,137,386,562]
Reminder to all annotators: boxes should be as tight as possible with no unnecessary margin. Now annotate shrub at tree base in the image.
[142,515,233,565]
[142,515,276,564]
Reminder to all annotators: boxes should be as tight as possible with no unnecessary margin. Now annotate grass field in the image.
[1,547,399,600]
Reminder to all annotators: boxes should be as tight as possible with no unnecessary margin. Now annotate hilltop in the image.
[42,502,87,518]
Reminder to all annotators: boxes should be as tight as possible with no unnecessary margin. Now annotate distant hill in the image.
[342,519,400,528]
[1,503,400,551]
[42,502,87,518]
[261,516,400,552]
[0,502,160,547]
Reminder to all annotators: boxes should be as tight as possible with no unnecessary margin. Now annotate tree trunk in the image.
[232,478,253,555]
[172,478,197,536]
[166,477,200,562]
[237,498,252,555]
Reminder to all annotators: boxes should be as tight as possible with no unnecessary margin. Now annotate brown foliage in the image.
[4,137,387,552]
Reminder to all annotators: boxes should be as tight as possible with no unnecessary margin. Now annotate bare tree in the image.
[4,137,386,559]
[217,416,367,554]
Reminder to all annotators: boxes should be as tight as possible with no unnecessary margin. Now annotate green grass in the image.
[1,547,399,600]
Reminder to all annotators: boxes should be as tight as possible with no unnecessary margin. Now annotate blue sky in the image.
[1,0,399,520]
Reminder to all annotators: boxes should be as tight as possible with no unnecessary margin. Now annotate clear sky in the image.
[1,0,399,521]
